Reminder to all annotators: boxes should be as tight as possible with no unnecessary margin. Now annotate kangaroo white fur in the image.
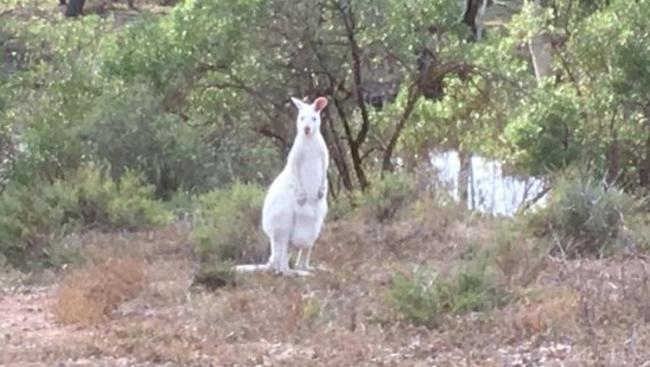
[235,96,329,276]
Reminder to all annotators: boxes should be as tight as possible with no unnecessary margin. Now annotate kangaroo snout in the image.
[304,126,311,135]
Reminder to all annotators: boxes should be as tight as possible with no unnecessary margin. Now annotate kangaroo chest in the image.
[297,143,324,196]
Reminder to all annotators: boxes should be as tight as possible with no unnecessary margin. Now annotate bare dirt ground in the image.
[2,216,650,367]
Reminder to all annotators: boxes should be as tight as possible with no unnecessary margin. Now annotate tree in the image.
[64,0,85,17]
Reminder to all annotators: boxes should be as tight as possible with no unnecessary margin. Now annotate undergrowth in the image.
[53,258,145,325]
[192,182,267,264]
[390,257,508,328]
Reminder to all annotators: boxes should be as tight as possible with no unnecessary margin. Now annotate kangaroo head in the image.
[291,96,328,138]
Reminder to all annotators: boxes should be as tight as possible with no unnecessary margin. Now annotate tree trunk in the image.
[64,0,85,17]
[382,83,420,172]
[337,1,370,190]
[332,97,368,190]
[529,33,554,80]
[528,0,554,81]
[638,104,650,190]
[458,150,473,206]
[639,130,650,189]
[606,112,620,185]
[462,0,490,41]
[323,113,354,191]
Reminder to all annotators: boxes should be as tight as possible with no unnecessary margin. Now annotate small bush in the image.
[359,172,417,222]
[166,190,197,221]
[193,182,267,263]
[390,270,442,327]
[107,171,173,229]
[328,193,358,221]
[527,172,637,258]
[488,221,548,287]
[0,165,171,267]
[192,260,237,290]
[626,213,650,251]
[0,180,77,267]
[69,165,172,230]
[53,258,145,325]
[390,259,507,328]
[83,82,221,199]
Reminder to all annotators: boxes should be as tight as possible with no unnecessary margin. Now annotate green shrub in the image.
[82,82,221,199]
[390,270,442,327]
[626,213,650,251]
[487,220,549,287]
[72,164,120,227]
[504,81,582,176]
[359,172,417,222]
[390,259,507,328]
[328,193,358,221]
[107,171,173,229]
[193,182,267,263]
[166,190,197,220]
[69,165,172,230]
[0,165,171,267]
[192,260,237,290]
[0,180,77,267]
[527,171,637,258]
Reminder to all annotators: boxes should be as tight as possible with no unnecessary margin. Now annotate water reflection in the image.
[430,151,547,216]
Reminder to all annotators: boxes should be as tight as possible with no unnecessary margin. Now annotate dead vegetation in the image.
[53,258,145,325]
[2,204,650,366]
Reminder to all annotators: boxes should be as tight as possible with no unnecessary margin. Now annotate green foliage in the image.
[4,0,650,271]
[328,194,358,221]
[101,16,183,89]
[4,2,280,195]
[0,180,77,267]
[0,165,171,267]
[626,213,650,252]
[358,172,417,222]
[193,260,237,290]
[101,0,265,90]
[390,270,441,327]
[486,220,549,286]
[106,171,174,229]
[527,170,638,258]
[68,165,172,230]
[390,258,507,328]
[83,82,220,198]
[504,85,581,175]
[193,183,267,263]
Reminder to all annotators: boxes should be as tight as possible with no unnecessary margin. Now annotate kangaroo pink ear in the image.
[313,97,328,112]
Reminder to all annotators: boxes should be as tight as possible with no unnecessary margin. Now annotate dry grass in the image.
[53,258,145,325]
[514,287,581,334]
[4,205,650,366]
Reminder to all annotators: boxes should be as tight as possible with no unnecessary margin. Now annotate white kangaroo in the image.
[235,96,329,276]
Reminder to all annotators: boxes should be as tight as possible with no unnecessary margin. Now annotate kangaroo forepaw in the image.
[297,191,307,206]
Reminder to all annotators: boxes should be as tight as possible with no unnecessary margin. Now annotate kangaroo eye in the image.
[300,116,305,121]
[311,116,316,122]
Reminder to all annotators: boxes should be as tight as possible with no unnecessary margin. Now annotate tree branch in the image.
[332,95,368,189]
[335,0,371,148]
[255,126,288,150]
[382,81,421,172]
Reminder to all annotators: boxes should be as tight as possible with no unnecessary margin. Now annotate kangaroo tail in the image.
[233,263,271,273]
